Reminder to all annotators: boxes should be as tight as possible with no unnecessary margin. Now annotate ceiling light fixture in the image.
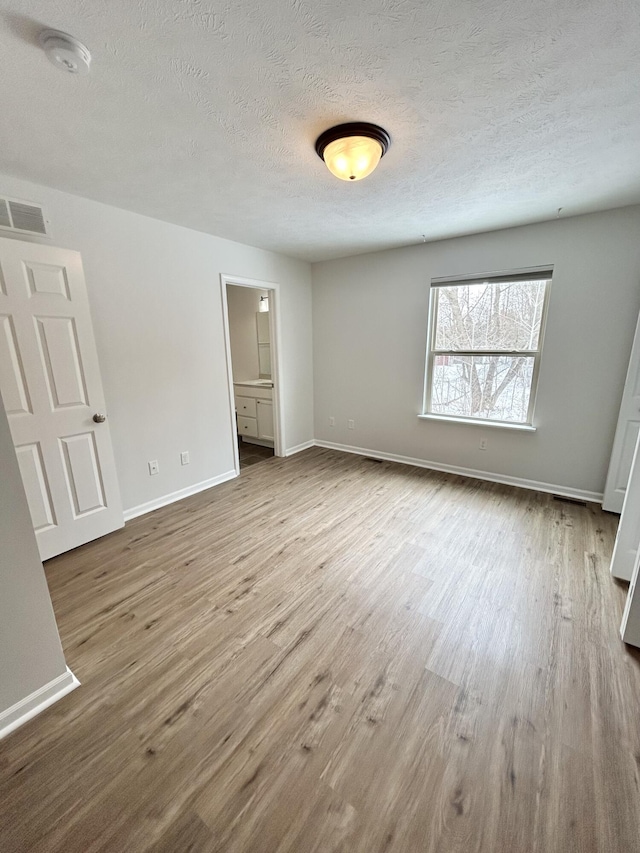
[259,295,269,313]
[315,123,391,182]
[39,29,92,75]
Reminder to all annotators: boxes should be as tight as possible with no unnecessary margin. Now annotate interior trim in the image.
[123,470,237,522]
[313,440,603,504]
[284,440,316,457]
[431,265,554,287]
[0,668,79,741]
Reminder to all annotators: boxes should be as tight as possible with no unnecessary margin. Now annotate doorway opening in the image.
[220,275,284,475]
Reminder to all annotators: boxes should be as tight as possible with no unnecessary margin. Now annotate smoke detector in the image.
[39,30,91,75]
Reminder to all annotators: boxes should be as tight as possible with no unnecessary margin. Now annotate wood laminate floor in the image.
[1,448,639,852]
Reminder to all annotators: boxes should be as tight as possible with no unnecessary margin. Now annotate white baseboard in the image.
[314,440,603,504]
[123,470,238,522]
[0,667,80,741]
[284,440,316,457]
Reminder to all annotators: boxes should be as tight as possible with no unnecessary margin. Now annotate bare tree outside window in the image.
[425,277,550,424]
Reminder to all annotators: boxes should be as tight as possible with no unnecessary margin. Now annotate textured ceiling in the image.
[0,0,639,261]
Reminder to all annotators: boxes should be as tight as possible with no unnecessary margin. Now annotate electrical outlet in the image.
[329,416,335,427]
[348,419,355,430]
[180,451,190,465]
[479,438,488,451]
[148,459,159,475]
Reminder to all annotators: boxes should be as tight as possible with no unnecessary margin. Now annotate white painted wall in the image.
[0,174,313,514]
[227,285,267,382]
[312,207,640,497]
[0,394,68,716]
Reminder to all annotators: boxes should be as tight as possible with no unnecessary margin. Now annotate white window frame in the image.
[420,266,553,430]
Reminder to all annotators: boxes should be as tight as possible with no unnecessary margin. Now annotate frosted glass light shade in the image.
[259,296,269,312]
[322,136,383,181]
[315,123,391,182]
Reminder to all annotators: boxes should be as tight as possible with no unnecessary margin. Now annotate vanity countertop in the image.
[234,379,274,388]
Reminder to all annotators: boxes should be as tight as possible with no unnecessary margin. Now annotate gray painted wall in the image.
[0,174,314,514]
[312,207,640,496]
[0,396,68,716]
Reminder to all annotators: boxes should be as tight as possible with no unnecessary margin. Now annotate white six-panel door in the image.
[0,237,123,560]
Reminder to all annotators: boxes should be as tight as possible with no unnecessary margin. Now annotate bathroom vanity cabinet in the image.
[234,381,274,445]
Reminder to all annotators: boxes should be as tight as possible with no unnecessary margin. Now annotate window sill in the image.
[418,414,536,432]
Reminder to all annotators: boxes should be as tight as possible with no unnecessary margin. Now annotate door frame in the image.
[602,309,640,512]
[610,430,640,581]
[220,274,285,475]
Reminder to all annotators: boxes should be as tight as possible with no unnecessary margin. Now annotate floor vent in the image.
[365,457,384,464]
[0,197,48,236]
[552,494,587,506]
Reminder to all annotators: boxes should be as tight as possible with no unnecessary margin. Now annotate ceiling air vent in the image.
[0,197,49,236]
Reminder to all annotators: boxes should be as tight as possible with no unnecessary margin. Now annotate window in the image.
[422,269,552,427]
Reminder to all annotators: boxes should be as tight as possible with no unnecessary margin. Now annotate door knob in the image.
[93,413,106,423]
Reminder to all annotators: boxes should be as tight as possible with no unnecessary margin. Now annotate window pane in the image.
[431,355,535,423]
[434,280,547,351]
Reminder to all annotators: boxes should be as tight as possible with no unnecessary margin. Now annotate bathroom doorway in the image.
[220,275,284,474]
